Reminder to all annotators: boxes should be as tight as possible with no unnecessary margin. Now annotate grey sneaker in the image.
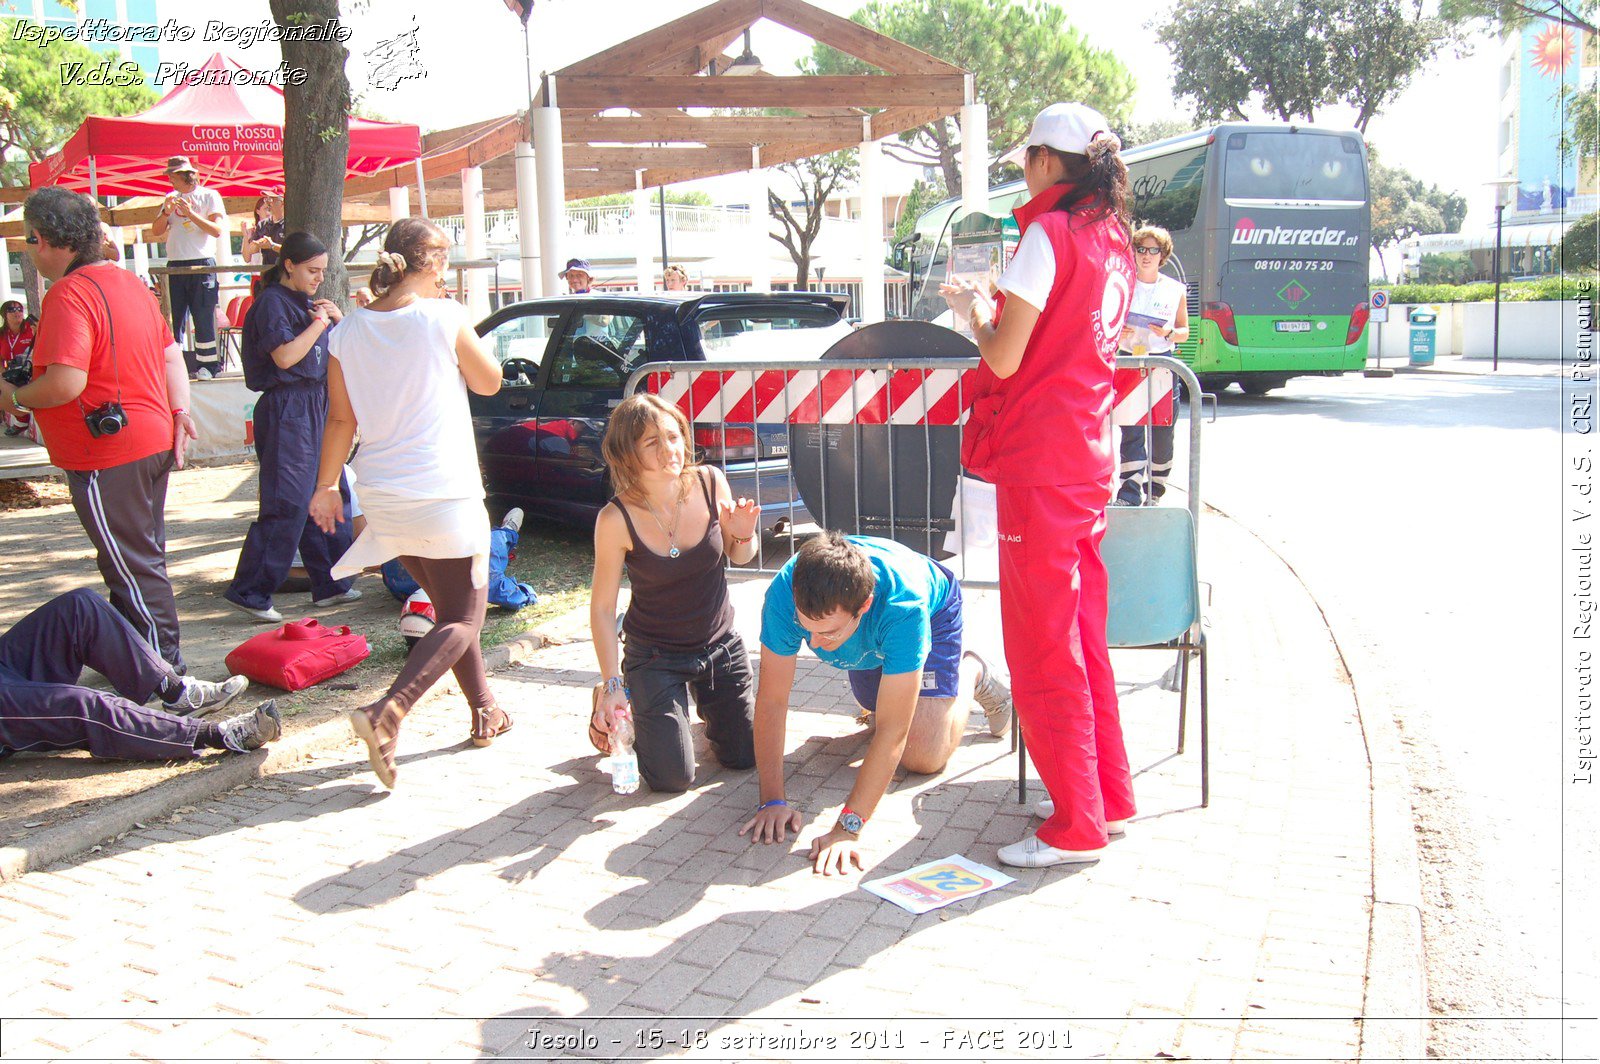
[968,652,1014,737]
[164,674,249,717]
[227,598,284,624]
[218,701,281,752]
[312,588,363,607]
[500,507,524,534]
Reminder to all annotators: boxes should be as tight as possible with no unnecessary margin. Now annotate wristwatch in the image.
[837,806,865,836]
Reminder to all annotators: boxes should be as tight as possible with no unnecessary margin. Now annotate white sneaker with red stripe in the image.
[400,589,436,648]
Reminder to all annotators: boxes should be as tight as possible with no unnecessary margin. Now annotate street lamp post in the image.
[1485,177,1518,373]
[1492,201,1506,372]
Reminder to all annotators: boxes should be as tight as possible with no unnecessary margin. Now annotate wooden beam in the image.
[557,0,761,77]
[870,105,955,141]
[759,0,963,76]
[563,114,867,145]
[565,145,754,171]
[554,74,965,110]
[343,113,524,199]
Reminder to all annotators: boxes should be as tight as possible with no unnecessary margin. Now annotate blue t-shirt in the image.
[761,536,954,674]
[241,282,331,391]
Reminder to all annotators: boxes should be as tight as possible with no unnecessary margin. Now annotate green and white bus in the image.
[904,122,1372,394]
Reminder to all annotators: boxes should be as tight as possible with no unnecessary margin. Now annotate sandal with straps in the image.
[350,702,403,789]
[470,706,514,748]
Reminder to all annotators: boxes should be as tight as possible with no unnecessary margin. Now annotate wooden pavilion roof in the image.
[345,0,971,209]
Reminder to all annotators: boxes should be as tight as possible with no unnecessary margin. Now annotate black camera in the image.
[84,400,128,438]
[1,358,31,389]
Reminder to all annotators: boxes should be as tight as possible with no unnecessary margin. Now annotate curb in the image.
[1202,502,1428,1063]
[0,628,557,884]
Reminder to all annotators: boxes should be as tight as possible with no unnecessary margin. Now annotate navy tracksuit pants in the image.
[169,257,220,374]
[226,383,353,611]
[0,589,203,761]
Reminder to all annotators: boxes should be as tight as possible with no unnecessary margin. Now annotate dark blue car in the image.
[470,291,852,529]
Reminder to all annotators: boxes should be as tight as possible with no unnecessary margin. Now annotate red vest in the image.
[962,184,1134,487]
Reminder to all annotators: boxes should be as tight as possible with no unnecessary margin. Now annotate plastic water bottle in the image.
[610,711,640,795]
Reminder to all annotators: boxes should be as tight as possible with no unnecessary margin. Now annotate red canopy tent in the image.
[29,53,421,198]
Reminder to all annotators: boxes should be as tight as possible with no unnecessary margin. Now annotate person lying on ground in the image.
[739,532,1013,875]
[0,589,279,762]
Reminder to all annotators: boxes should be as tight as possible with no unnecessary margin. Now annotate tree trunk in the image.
[17,253,45,318]
[270,0,351,307]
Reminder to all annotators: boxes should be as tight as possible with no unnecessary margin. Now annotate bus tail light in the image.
[694,426,758,461]
[1346,302,1370,346]
[1202,302,1238,345]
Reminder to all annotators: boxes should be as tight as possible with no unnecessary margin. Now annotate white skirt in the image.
[332,487,491,589]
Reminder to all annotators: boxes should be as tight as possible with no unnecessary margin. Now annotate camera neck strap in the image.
[68,266,126,414]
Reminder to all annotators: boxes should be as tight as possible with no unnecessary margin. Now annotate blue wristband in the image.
[757,798,789,812]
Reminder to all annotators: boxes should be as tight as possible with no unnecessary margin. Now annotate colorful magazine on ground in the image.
[862,854,1015,914]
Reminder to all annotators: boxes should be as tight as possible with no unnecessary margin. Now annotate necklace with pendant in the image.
[644,488,684,558]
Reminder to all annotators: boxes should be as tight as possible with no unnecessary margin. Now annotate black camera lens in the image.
[96,414,124,436]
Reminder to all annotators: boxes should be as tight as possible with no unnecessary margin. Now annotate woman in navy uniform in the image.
[224,232,359,624]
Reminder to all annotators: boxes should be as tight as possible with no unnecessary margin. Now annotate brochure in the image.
[862,854,1015,914]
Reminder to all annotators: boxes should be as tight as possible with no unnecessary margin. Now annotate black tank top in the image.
[611,468,734,652]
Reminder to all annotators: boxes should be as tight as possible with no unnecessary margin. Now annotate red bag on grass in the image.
[224,619,370,692]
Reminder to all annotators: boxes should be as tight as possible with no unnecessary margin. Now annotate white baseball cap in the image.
[999,103,1118,168]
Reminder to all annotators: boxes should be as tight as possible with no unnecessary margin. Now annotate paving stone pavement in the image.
[0,514,1393,1062]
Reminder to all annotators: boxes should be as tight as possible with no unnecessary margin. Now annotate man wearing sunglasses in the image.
[740,531,1013,875]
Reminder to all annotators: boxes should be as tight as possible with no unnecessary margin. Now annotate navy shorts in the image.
[848,569,964,711]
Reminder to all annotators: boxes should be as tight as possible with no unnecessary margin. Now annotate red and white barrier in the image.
[645,367,979,426]
[1111,366,1175,427]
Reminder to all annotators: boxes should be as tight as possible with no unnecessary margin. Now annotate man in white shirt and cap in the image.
[151,156,227,380]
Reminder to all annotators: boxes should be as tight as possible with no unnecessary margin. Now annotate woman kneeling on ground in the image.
[588,393,760,792]
[309,217,508,790]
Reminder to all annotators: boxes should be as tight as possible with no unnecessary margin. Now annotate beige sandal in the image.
[350,703,402,789]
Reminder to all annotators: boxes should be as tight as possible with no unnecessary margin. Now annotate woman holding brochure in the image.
[1116,224,1191,506]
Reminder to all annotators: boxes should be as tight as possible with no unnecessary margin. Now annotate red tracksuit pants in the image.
[997,479,1136,850]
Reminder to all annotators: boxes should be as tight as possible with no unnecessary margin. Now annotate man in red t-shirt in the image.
[0,188,200,671]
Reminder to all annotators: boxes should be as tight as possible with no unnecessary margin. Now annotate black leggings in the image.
[386,555,492,713]
[622,629,755,792]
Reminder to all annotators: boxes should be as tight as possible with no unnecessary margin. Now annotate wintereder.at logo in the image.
[1231,217,1356,247]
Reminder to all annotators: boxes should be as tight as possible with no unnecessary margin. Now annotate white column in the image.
[0,240,11,302]
[634,174,653,293]
[132,240,150,281]
[748,146,771,293]
[387,185,410,220]
[858,138,886,323]
[531,92,567,301]
[514,140,541,300]
[461,165,489,319]
[960,100,989,215]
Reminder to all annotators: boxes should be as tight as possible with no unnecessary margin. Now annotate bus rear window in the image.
[1224,132,1364,202]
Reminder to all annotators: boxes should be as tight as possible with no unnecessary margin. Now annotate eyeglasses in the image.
[1134,246,1164,256]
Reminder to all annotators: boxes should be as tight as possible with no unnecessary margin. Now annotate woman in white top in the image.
[1116,224,1190,506]
[309,218,506,790]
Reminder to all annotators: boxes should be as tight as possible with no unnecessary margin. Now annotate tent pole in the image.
[414,158,429,218]
[89,157,99,203]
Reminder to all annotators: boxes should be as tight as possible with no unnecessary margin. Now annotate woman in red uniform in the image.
[942,103,1137,868]
[2,300,35,436]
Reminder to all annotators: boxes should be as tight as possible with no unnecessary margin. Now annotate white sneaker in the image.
[500,507,524,534]
[312,588,363,607]
[227,598,284,624]
[997,833,1105,869]
[164,674,249,717]
[195,366,214,380]
[1031,797,1127,836]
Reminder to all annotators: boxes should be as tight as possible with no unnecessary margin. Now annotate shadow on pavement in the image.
[462,778,1090,1062]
